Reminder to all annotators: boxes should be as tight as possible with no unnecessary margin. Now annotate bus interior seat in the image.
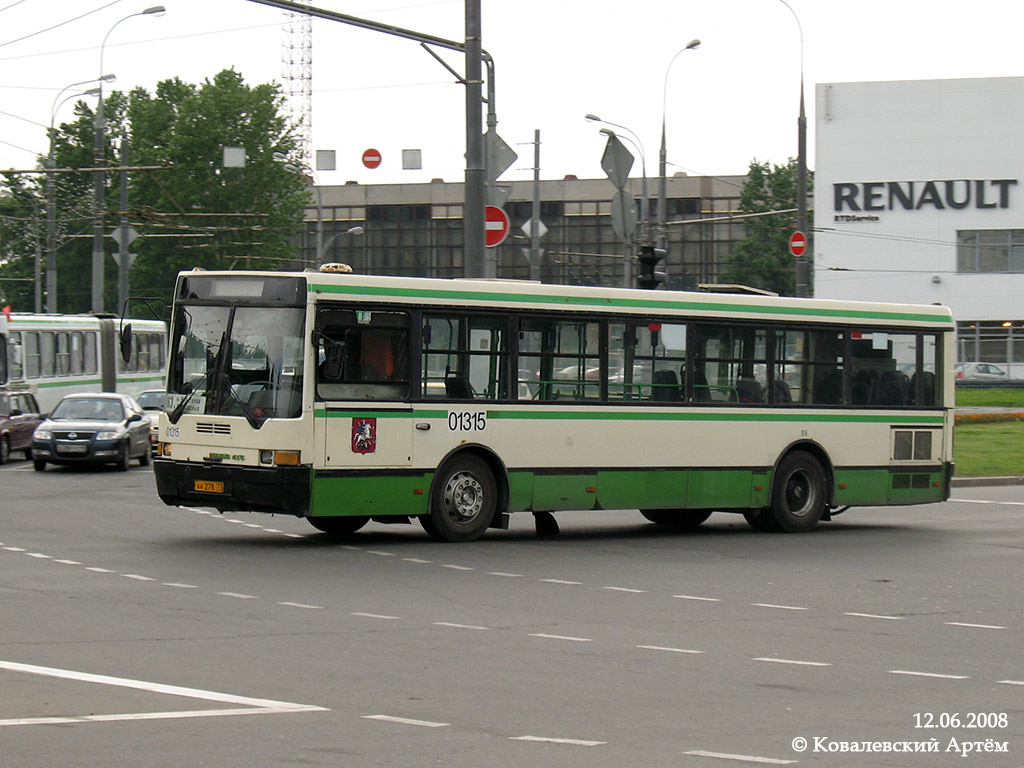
[651,369,681,401]
[444,373,473,399]
[772,377,792,403]
[693,369,712,402]
[736,376,764,403]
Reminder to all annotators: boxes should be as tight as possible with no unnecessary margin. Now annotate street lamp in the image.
[92,5,166,313]
[317,225,365,265]
[778,0,808,297]
[657,39,700,252]
[585,114,649,242]
[47,76,114,313]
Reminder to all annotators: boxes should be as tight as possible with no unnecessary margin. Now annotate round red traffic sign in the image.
[362,149,382,169]
[484,205,510,248]
[788,231,808,257]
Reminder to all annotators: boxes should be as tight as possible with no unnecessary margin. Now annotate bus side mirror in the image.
[322,340,345,381]
[120,323,133,363]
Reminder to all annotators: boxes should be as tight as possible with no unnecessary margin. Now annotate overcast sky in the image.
[2,0,1023,188]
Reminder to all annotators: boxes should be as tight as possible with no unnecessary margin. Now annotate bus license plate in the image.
[194,480,225,494]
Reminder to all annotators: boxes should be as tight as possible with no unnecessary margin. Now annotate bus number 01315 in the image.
[448,411,487,432]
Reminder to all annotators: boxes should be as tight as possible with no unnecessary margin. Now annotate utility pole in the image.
[530,129,541,282]
[463,0,485,278]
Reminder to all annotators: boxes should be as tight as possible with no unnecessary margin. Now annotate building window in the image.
[957,229,1024,273]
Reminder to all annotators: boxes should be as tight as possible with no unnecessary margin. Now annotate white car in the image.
[955,362,1008,381]
[136,389,166,454]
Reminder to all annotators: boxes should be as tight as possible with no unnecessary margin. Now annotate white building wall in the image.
[814,77,1024,327]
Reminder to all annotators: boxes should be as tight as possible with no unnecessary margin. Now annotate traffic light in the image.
[636,245,667,289]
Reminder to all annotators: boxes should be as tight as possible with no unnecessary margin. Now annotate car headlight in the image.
[34,428,52,440]
[96,430,124,440]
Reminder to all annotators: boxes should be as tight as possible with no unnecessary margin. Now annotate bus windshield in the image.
[167,305,305,424]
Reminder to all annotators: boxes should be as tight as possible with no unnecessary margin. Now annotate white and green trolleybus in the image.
[152,267,955,541]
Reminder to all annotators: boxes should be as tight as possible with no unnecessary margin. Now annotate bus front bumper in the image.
[153,458,311,516]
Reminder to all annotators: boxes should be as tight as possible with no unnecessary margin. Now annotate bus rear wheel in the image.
[308,516,369,535]
[422,455,497,542]
[640,509,713,530]
[766,451,827,533]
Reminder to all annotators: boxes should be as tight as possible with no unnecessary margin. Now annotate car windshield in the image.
[51,398,124,422]
[137,391,165,410]
[167,305,305,425]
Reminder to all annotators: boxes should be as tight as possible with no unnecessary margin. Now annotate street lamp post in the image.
[778,0,808,297]
[92,6,165,314]
[47,78,112,313]
[657,39,700,253]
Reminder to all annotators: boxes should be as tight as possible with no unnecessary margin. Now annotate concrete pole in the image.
[530,129,541,282]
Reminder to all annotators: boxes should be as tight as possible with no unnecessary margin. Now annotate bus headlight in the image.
[259,450,300,466]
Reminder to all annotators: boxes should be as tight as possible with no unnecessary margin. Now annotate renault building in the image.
[814,76,1024,374]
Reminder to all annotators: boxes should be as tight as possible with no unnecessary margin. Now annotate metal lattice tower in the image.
[282,4,313,167]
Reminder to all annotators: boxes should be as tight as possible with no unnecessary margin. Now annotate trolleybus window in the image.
[315,307,409,401]
[422,314,508,400]
[519,317,600,401]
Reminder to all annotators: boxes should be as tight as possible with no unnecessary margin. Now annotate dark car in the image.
[0,390,44,464]
[32,393,151,471]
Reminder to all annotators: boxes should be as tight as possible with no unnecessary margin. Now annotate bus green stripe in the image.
[308,282,952,325]
[313,406,942,425]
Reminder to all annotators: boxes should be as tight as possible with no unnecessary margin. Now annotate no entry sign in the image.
[362,149,382,169]
[484,205,510,248]
[789,231,808,258]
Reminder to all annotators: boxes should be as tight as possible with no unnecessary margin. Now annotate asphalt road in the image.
[1,457,1022,767]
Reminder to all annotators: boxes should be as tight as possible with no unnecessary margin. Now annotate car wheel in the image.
[33,459,46,472]
[0,436,9,465]
[117,444,131,472]
[139,447,150,466]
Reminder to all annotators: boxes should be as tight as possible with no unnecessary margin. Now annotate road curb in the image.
[951,476,1024,487]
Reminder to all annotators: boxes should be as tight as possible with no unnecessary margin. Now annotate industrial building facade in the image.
[814,76,1024,372]
[300,174,747,291]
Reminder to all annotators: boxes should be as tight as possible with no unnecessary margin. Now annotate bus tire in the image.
[640,509,713,529]
[308,516,369,535]
[767,451,826,533]
[424,455,497,542]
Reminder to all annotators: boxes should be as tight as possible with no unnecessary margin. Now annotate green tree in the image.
[0,69,308,315]
[718,158,812,296]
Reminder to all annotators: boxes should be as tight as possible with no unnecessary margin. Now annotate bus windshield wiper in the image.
[167,371,209,424]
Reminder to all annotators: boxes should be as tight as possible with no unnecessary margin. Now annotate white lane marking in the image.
[85,567,114,573]
[218,592,258,599]
[123,574,155,582]
[225,519,245,525]
[998,679,1024,686]
[952,498,1024,506]
[487,572,523,577]
[844,612,904,620]
[242,523,263,529]
[637,645,704,655]
[351,612,400,620]
[683,749,796,764]
[54,559,81,565]
[366,550,395,557]
[363,714,448,728]
[0,659,326,727]
[403,558,432,563]
[510,735,605,747]
[278,602,323,610]
[283,533,304,538]
[604,586,648,593]
[441,564,474,571]
[263,529,283,533]
[752,603,808,611]
[26,553,51,559]
[673,594,721,602]
[434,622,489,631]
[945,622,1006,629]
[541,579,582,585]
[753,657,832,667]
[889,670,969,680]
[3,547,26,552]
[529,633,592,642]
[163,582,199,589]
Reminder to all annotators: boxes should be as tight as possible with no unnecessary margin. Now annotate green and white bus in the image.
[4,313,167,412]
[152,267,954,541]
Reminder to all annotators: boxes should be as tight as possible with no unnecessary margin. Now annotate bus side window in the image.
[315,308,410,401]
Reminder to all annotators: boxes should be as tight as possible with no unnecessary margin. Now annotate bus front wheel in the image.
[422,456,497,542]
[640,509,713,530]
[766,451,826,533]
[308,516,369,536]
